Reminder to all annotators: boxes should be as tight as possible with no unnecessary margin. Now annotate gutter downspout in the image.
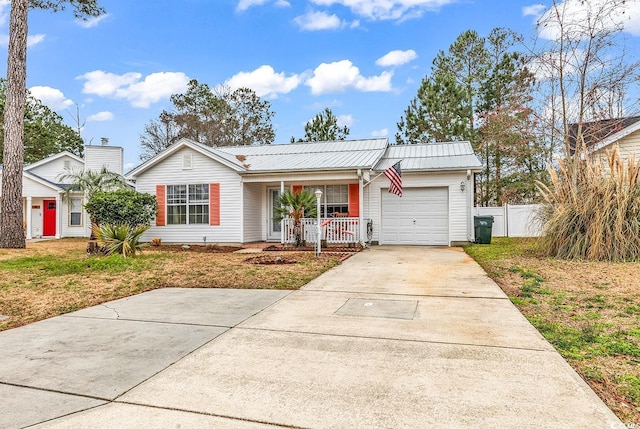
[358,169,364,246]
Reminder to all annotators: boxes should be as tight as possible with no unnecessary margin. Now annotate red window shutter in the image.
[292,185,302,195]
[210,183,220,226]
[348,184,359,217]
[155,185,166,226]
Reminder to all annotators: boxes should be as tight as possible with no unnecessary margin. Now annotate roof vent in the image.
[100,137,109,146]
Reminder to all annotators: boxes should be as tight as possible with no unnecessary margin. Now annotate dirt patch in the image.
[245,255,298,265]
[148,244,242,253]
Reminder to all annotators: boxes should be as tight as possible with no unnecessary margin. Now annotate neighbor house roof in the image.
[375,141,482,172]
[218,138,389,172]
[568,116,640,154]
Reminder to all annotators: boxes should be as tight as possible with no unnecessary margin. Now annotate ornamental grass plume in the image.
[537,145,640,261]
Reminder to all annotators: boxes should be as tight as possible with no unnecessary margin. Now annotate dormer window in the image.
[182,153,193,170]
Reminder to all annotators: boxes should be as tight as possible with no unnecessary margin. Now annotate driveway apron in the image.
[0,247,625,428]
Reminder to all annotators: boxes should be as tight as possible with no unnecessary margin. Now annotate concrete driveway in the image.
[0,246,624,428]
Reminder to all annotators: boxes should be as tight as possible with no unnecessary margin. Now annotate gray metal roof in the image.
[218,139,389,172]
[375,141,482,171]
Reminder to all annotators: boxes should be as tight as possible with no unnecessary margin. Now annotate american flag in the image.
[384,161,402,197]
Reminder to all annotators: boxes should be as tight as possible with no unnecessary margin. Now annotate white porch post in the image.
[55,195,61,239]
[359,174,364,244]
[26,197,32,239]
[280,180,285,244]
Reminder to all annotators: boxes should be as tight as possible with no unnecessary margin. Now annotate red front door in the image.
[43,200,56,236]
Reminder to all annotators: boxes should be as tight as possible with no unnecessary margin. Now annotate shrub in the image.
[85,190,157,227]
[151,237,162,247]
[93,224,149,258]
[537,147,640,261]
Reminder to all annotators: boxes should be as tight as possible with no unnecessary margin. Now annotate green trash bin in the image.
[474,215,494,244]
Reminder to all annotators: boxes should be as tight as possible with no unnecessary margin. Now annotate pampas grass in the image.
[537,146,640,261]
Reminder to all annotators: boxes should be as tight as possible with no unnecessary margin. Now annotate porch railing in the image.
[282,217,360,244]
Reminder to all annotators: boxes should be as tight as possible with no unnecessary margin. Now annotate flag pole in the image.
[363,160,403,188]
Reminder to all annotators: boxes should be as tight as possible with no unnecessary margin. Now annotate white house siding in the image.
[60,194,91,238]
[592,129,640,170]
[135,147,243,244]
[242,182,263,242]
[367,171,470,246]
[26,156,84,183]
[85,145,124,175]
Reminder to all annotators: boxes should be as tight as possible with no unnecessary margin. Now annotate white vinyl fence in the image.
[474,204,543,238]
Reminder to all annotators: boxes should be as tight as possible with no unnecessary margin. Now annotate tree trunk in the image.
[0,0,28,249]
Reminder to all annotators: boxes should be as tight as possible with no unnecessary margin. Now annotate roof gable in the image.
[568,116,640,154]
[24,151,84,172]
[126,138,246,179]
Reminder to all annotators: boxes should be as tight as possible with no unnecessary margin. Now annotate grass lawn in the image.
[0,238,341,332]
[464,238,640,425]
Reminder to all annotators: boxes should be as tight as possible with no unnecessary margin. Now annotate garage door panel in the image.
[381,187,449,246]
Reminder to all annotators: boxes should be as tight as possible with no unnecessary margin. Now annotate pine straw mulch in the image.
[0,238,341,332]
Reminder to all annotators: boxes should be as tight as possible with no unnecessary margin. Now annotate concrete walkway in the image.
[0,247,624,428]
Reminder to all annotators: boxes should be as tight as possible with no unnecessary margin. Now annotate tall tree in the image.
[1,0,104,249]
[0,81,84,163]
[293,108,350,142]
[532,0,639,160]
[396,71,471,144]
[149,79,275,153]
[139,111,178,161]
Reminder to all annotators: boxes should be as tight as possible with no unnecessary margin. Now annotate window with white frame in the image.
[166,184,209,225]
[303,184,349,217]
[69,198,82,226]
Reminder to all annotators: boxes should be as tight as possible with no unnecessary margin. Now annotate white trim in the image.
[590,120,640,154]
[26,197,32,239]
[23,171,64,192]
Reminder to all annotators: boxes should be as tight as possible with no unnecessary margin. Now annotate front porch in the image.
[282,217,364,245]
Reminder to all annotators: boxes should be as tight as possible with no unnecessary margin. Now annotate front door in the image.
[43,199,56,237]
[267,188,282,241]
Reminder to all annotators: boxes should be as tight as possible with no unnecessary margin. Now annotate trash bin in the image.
[474,215,494,244]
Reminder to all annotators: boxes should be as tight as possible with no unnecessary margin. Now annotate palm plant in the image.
[274,190,318,247]
[58,167,127,200]
[58,167,128,240]
[92,223,149,258]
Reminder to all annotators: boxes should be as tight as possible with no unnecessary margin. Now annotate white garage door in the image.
[381,187,449,245]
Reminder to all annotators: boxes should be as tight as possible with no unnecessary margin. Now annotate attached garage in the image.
[380,187,449,245]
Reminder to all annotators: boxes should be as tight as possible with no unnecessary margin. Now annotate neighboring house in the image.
[126,138,482,246]
[569,116,640,167]
[0,142,124,239]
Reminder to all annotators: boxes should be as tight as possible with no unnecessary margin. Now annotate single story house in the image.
[126,138,482,246]
[0,142,124,239]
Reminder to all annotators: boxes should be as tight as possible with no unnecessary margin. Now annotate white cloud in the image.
[86,111,114,122]
[371,128,388,137]
[537,0,640,39]
[294,11,344,30]
[237,0,268,11]
[225,65,301,97]
[76,14,109,28]
[310,0,455,21]
[522,4,545,18]
[275,0,291,6]
[376,49,417,67]
[337,114,353,127]
[27,34,46,47]
[0,0,10,26]
[29,86,74,110]
[78,70,190,108]
[306,60,393,94]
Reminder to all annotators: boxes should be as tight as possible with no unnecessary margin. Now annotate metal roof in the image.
[218,139,389,172]
[374,141,482,171]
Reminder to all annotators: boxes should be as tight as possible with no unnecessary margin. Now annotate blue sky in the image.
[0,0,638,170]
